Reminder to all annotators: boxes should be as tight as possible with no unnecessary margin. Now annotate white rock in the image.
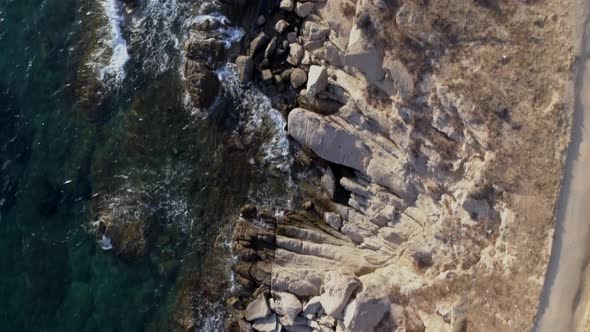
[252,313,278,332]
[275,19,290,34]
[320,271,361,319]
[271,292,303,326]
[306,65,328,98]
[280,0,294,12]
[245,294,272,321]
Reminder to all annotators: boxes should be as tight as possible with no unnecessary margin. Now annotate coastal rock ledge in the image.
[228,0,575,331]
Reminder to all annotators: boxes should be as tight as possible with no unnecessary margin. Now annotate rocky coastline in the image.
[195,0,580,331]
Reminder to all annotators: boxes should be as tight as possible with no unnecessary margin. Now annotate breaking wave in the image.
[94,0,129,85]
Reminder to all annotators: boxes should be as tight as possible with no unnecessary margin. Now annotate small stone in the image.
[260,59,270,69]
[274,19,290,34]
[412,251,433,269]
[279,0,294,11]
[324,212,342,230]
[288,43,304,66]
[256,15,266,26]
[302,201,313,210]
[321,167,336,198]
[290,68,308,89]
[287,32,298,43]
[281,69,293,82]
[295,2,314,18]
[304,21,330,40]
[261,69,273,84]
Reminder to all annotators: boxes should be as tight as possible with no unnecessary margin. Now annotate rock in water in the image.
[236,55,254,84]
[184,60,220,108]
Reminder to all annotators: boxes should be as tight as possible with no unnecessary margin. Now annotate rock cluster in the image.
[230,0,575,330]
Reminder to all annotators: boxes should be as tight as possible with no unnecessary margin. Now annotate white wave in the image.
[190,12,245,48]
[216,64,293,173]
[130,0,189,75]
[97,0,129,84]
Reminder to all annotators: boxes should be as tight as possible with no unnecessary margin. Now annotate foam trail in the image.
[98,0,129,84]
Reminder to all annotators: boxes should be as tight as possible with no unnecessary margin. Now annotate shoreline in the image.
[225,0,578,331]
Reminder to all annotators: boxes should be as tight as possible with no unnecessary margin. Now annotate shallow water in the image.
[0,0,292,330]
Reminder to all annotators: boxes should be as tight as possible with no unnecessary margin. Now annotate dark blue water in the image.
[0,0,271,330]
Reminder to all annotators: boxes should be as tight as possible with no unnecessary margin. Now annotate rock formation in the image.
[229,0,575,331]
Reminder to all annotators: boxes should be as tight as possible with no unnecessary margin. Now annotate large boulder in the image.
[319,271,361,319]
[270,292,302,326]
[184,60,220,108]
[344,22,385,83]
[245,294,271,322]
[288,108,371,172]
[306,65,328,98]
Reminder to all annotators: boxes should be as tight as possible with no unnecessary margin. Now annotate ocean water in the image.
[0,0,292,330]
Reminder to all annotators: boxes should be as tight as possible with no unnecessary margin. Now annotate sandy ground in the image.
[535,2,590,330]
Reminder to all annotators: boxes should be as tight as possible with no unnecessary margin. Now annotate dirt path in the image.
[535,4,590,331]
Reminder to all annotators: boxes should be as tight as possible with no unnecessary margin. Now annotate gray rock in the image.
[306,65,328,98]
[345,24,384,82]
[252,313,278,332]
[296,2,314,18]
[184,60,219,108]
[287,32,298,43]
[291,68,308,89]
[256,15,266,26]
[236,55,254,83]
[274,19,290,34]
[250,33,270,56]
[320,271,361,319]
[288,43,304,66]
[302,296,323,316]
[279,0,294,11]
[324,212,342,231]
[245,294,271,322]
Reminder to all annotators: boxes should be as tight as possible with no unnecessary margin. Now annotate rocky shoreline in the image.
[190,0,580,331]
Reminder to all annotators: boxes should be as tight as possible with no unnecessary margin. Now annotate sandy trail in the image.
[535,4,590,331]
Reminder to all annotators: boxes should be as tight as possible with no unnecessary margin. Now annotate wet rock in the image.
[279,0,294,12]
[236,55,254,83]
[240,204,258,219]
[265,37,278,59]
[290,68,308,89]
[288,43,304,66]
[305,65,328,98]
[184,60,220,108]
[257,15,266,26]
[250,33,270,56]
[275,20,290,34]
[245,294,272,321]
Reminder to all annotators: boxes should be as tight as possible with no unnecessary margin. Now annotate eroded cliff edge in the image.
[216,0,576,331]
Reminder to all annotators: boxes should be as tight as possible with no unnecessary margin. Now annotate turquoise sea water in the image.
[0,0,292,330]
